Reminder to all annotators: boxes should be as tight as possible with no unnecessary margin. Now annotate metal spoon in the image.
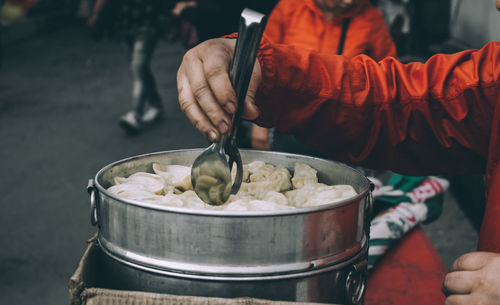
[191,8,267,205]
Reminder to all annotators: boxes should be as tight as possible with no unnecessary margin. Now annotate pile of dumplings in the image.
[107,161,357,211]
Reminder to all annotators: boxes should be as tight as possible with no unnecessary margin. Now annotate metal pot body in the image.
[88,149,372,304]
[99,242,368,304]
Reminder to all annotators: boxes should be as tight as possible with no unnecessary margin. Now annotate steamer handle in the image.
[87,179,99,226]
[345,259,368,305]
[366,183,374,221]
[364,183,374,241]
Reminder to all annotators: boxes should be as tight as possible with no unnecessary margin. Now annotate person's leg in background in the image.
[120,26,163,134]
[139,26,164,123]
[141,38,163,123]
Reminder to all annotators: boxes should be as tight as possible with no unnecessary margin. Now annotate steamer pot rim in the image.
[94,149,371,217]
[99,238,369,281]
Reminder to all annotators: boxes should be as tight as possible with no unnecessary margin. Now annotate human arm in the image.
[442,252,500,305]
[177,37,499,175]
[254,39,499,175]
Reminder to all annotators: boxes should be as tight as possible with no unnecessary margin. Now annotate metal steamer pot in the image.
[87,149,372,305]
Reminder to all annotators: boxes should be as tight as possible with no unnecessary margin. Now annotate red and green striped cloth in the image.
[368,174,449,269]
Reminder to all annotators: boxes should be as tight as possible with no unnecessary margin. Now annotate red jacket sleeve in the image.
[255,38,500,176]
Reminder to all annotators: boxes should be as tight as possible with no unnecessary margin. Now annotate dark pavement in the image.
[0,25,207,305]
[0,26,478,305]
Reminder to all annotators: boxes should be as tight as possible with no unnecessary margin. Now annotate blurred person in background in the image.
[0,0,38,68]
[1,0,37,23]
[175,0,500,303]
[245,0,396,154]
[88,0,174,135]
[171,0,242,49]
[170,0,278,49]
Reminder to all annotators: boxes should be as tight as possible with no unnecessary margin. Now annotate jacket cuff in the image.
[221,32,238,39]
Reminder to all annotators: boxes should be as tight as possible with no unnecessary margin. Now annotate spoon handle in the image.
[227,8,267,142]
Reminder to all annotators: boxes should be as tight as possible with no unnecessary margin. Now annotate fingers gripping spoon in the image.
[190,9,267,206]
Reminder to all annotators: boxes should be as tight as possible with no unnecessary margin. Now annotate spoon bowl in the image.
[190,142,232,205]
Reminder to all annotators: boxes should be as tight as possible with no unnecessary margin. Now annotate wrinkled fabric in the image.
[367,175,449,269]
[265,0,396,60]
[255,39,500,252]
[263,0,396,155]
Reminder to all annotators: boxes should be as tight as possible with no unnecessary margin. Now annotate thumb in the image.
[241,59,262,121]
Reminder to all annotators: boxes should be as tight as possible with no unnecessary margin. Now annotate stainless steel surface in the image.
[344,259,367,305]
[190,142,232,205]
[89,149,371,303]
[97,232,366,276]
[87,179,99,226]
[93,150,370,267]
[190,9,267,204]
[99,242,368,304]
[225,8,267,195]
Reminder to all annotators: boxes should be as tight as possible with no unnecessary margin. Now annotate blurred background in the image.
[0,0,496,304]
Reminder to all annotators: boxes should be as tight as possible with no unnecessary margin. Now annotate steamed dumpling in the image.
[112,172,165,195]
[231,163,250,183]
[108,160,357,211]
[152,192,184,207]
[262,191,289,206]
[291,163,318,189]
[247,161,275,182]
[153,163,192,192]
[269,166,292,192]
[108,183,158,200]
[239,181,275,199]
[286,183,357,208]
[177,190,209,210]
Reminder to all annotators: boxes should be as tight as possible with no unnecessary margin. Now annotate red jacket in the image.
[265,0,396,60]
[255,38,500,252]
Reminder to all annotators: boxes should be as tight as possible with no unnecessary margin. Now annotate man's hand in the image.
[177,38,262,142]
[443,252,500,305]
